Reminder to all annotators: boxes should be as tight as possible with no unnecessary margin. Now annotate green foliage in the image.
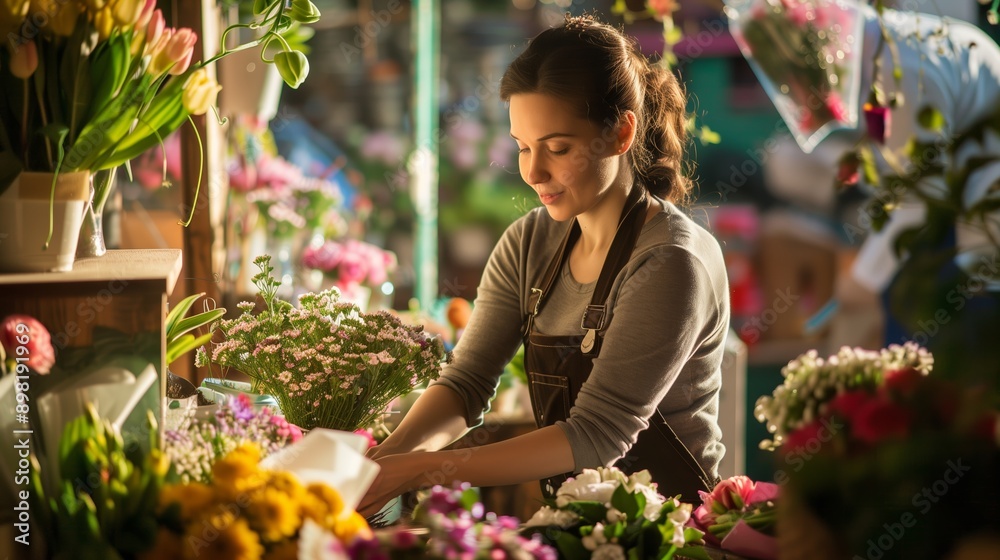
[30,404,166,560]
[165,292,225,367]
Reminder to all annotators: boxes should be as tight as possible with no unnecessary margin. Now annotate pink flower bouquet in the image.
[691,476,779,560]
[726,0,864,152]
[302,239,398,292]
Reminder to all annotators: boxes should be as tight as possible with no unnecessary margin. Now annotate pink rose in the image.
[1,315,55,375]
[702,475,757,514]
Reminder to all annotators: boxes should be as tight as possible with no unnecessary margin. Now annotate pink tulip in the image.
[9,40,37,79]
[166,28,197,76]
[136,0,155,29]
[1,315,55,375]
[146,9,164,48]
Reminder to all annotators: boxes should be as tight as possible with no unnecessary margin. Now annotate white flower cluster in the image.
[755,342,933,450]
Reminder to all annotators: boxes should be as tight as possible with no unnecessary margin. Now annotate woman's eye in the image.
[518,147,530,154]
[550,147,569,155]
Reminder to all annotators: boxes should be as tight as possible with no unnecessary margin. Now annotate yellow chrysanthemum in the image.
[213,444,265,497]
[300,483,344,529]
[264,470,305,503]
[184,515,263,560]
[246,488,300,543]
[159,482,215,521]
[333,511,372,543]
[262,540,298,560]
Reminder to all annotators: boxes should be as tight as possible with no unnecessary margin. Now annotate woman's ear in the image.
[617,110,638,154]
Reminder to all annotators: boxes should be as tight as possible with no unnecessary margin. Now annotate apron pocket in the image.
[527,372,572,425]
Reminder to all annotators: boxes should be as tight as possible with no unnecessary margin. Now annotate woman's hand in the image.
[358,452,431,518]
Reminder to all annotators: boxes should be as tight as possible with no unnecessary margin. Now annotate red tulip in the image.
[852,399,912,444]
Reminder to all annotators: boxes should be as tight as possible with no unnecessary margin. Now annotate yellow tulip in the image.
[8,38,37,78]
[83,0,105,12]
[181,67,221,116]
[109,0,140,28]
[0,0,29,39]
[92,4,112,40]
[28,0,80,36]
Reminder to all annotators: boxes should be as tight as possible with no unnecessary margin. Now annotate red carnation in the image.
[852,399,912,444]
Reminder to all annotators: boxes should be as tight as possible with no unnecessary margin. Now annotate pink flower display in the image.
[302,239,397,290]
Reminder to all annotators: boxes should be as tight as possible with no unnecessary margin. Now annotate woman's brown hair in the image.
[499,14,692,204]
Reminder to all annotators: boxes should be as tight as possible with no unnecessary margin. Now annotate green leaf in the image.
[168,306,224,344]
[167,332,212,365]
[565,500,607,522]
[166,292,206,336]
[554,532,591,560]
[458,487,480,512]
[917,105,946,131]
[611,483,641,521]
[858,144,880,187]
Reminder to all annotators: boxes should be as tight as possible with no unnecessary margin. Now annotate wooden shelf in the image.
[0,249,182,292]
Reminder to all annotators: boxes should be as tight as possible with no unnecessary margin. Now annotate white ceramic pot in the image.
[0,171,90,272]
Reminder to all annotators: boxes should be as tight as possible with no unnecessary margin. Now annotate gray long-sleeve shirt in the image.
[432,199,728,480]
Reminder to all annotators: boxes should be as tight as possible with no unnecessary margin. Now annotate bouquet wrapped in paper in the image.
[725,0,865,152]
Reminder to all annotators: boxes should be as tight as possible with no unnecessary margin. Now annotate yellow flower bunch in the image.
[146,443,370,560]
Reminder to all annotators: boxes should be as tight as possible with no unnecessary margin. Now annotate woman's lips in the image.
[538,192,563,205]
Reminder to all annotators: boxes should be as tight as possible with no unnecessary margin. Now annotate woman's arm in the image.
[368,384,472,459]
[360,424,575,516]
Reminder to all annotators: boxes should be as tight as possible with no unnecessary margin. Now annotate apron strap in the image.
[523,221,580,337]
[524,185,647,339]
[580,185,647,355]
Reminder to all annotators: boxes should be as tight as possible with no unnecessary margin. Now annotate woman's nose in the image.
[523,153,550,185]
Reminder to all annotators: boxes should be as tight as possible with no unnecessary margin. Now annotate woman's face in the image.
[509,93,624,222]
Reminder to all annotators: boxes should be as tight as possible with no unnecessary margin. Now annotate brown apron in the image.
[522,187,717,502]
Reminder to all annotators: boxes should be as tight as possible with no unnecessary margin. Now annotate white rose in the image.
[555,469,619,507]
[522,506,579,529]
[592,543,626,560]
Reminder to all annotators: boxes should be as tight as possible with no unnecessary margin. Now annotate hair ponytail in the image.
[632,58,693,204]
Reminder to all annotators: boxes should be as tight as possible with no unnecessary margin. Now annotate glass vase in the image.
[77,167,117,258]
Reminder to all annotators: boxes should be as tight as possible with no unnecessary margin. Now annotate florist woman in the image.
[361,14,729,515]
